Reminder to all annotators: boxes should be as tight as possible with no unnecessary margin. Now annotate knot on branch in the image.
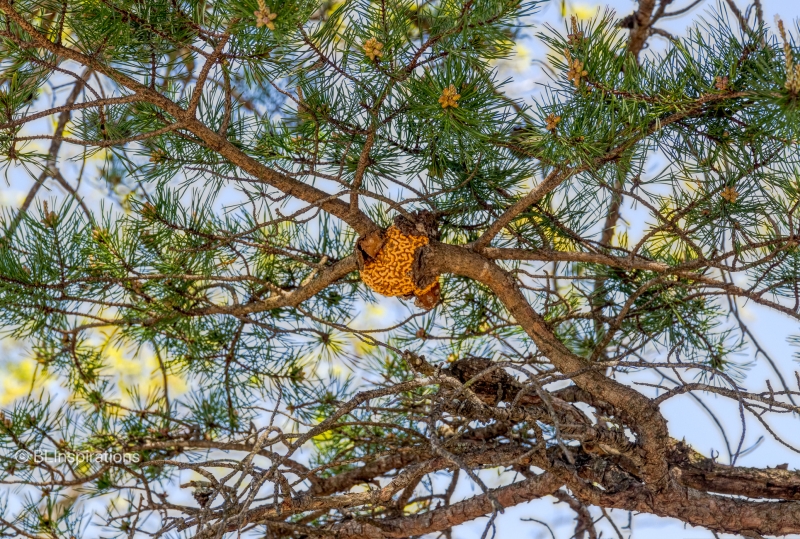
[447,356,531,406]
[617,13,636,29]
[356,211,441,309]
[402,350,436,376]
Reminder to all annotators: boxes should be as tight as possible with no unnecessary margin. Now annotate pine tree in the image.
[1,0,800,537]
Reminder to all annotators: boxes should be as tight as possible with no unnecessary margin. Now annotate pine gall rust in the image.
[359,226,439,304]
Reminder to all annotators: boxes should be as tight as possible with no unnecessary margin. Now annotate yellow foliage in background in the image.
[561,1,598,20]
[504,213,577,251]
[312,413,336,442]
[0,357,37,406]
[0,333,188,408]
[99,333,188,402]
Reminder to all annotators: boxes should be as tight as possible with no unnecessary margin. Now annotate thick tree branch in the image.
[627,0,657,58]
[570,473,800,536]
[330,472,562,539]
[421,242,671,487]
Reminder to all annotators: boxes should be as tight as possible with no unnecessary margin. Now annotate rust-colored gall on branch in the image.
[359,226,441,309]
